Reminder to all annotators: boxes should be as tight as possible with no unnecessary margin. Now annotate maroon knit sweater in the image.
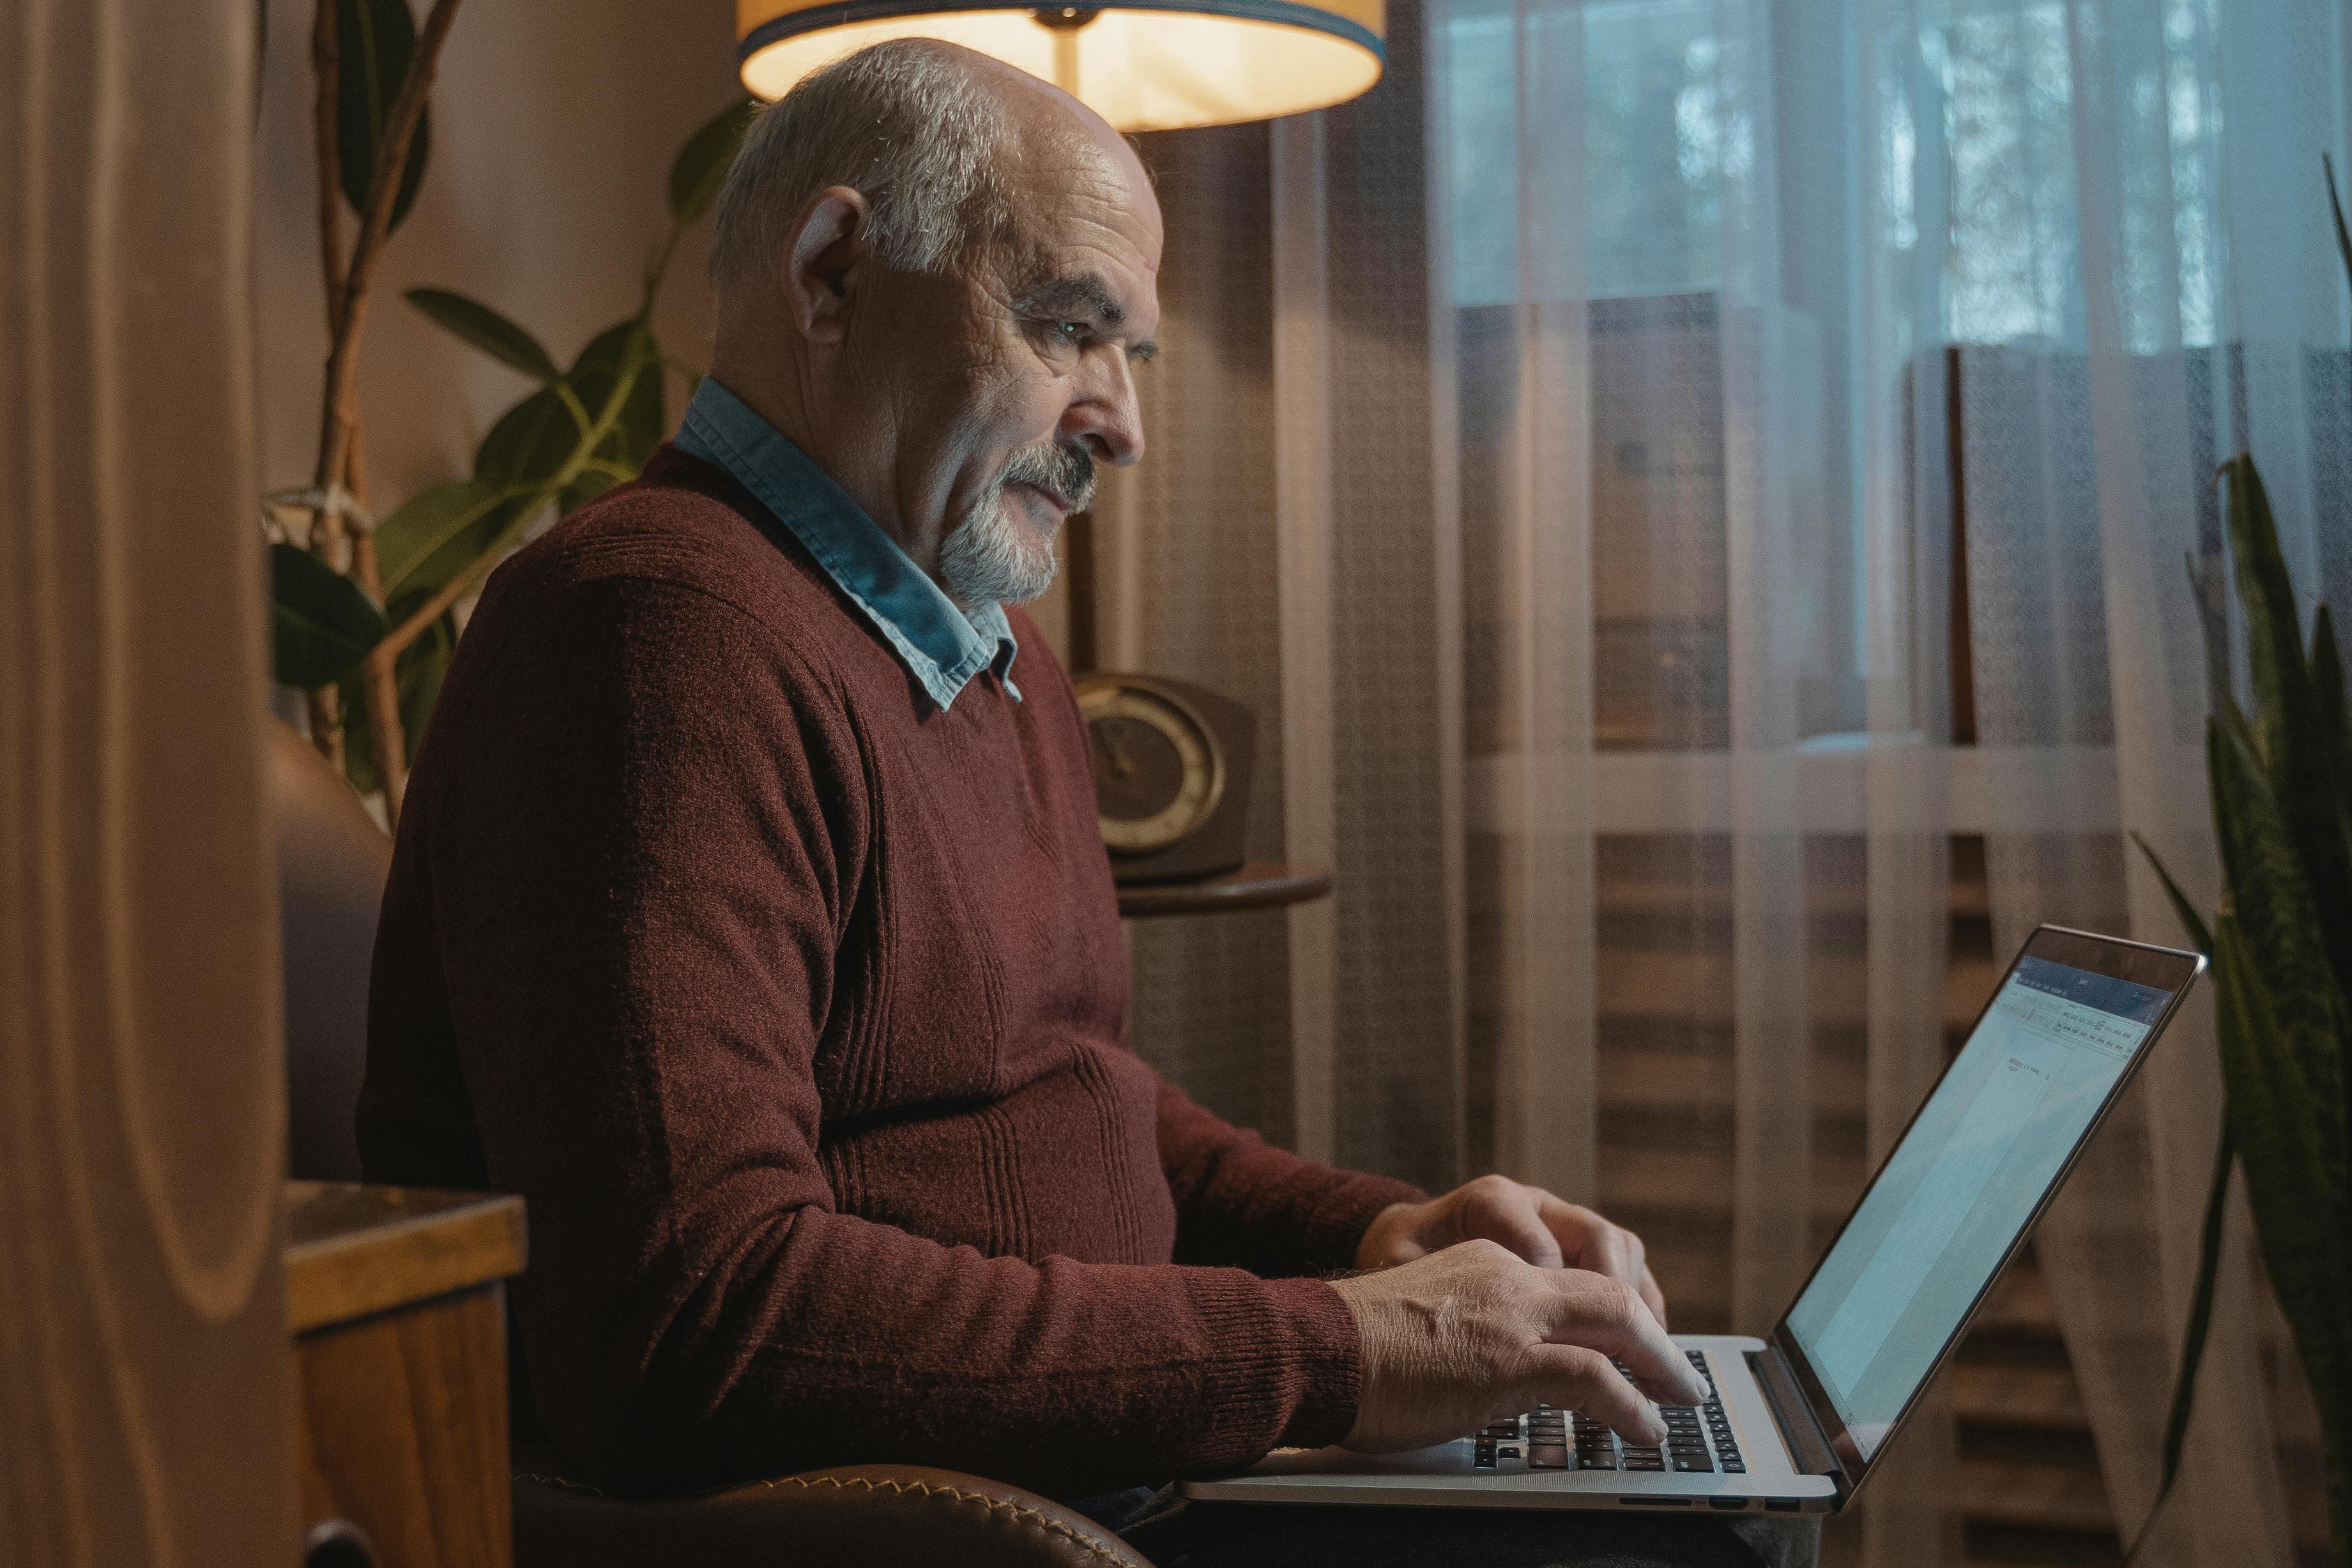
[358,446,1422,1498]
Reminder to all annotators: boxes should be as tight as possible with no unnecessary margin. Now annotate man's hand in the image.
[1356,1174,1666,1326]
[1326,1240,1709,1452]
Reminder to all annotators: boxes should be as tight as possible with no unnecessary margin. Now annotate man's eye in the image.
[1053,320,1086,342]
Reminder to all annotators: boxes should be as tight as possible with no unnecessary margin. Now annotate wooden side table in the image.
[286,1182,528,1568]
[1116,860,1333,919]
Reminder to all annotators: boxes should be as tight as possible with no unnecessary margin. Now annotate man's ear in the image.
[783,185,871,344]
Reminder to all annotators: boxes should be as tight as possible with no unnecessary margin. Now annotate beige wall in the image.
[251,0,739,517]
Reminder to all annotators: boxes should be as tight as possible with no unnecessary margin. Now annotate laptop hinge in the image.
[1746,1348,1839,1477]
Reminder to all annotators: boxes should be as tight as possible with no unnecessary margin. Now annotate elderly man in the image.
[360,40,1780,1568]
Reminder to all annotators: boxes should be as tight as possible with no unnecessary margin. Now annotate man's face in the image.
[849,125,1162,609]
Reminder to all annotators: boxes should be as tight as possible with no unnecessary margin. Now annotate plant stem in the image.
[377,563,476,662]
[312,0,346,331]
[312,0,464,498]
[304,0,349,766]
[305,1,409,812]
[303,0,465,766]
[343,433,409,823]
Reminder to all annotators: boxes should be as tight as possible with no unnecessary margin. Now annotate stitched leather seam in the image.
[756,1475,1132,1567]
[511,1470,1134,1566]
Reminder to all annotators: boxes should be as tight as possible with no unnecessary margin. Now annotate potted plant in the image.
[265,0,751,823]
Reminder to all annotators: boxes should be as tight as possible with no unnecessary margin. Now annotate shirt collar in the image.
[674,377,1021,711]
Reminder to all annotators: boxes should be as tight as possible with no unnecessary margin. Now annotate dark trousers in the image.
[1073,1486,1822,1568]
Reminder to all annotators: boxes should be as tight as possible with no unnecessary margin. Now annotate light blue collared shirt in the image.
[673,378,1021,711]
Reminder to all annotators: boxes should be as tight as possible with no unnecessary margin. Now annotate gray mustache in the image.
[1000,445,1096,513]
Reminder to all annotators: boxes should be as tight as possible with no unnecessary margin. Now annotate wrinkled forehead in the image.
[1000,124,1162,314]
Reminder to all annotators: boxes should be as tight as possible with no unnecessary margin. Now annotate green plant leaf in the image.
[376,478,516,598]
[2222,455,2352,1012]
[2208,715,2347,1109]
[2314,606,2352,832]
[569,321,666,473]
[2332,158,2352,529]
[2123,1123,2236,1566]
[405,288,558,381]
[335,0,430,232]
[2131,831,2215,958]
[2320,605,2352,1332]
[2222,456,2313,763]
[2185,549,2233,718]
[392,491,532,612]
[2120,821,2235,1568]
[2210,740,2352,1502]
[667,96,758,229]
[396,324,668,620]
[2209,922,2352,1519]
[2208,704,2352,1316]
[2327,155,2352,307]
[475,384,581,487]
[2126,785,2237,1568]
[270,542,387,688]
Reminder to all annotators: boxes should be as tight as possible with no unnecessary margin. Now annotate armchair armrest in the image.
[513,1461,1158,1568]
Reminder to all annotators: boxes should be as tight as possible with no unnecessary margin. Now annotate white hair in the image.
[710,40,1016,293]
[938,438,1094,607]
[940,491,1058,607]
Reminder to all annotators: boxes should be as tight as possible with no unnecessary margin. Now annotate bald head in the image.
[703,40,1161,614]
[711,40,1138,296]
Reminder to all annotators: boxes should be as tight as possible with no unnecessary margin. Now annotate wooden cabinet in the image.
[286,1183,528,1568]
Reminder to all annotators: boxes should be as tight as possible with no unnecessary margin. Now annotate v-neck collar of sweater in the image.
[674,377,1021,712]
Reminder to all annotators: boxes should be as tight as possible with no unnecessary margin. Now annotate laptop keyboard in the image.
[1472,1350,1746,1475]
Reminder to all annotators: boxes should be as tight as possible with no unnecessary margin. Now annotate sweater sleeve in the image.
[421,572,1361,1497]
[1157,1079,1428,1277]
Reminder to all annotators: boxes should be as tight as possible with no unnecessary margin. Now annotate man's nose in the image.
[1063,353,1146,468]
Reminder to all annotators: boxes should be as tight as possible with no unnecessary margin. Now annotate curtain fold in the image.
[1272,109,1343,1164]
[1102,0,2347,1564]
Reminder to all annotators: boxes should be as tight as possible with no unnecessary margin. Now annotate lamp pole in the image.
[1031,4,1100,96]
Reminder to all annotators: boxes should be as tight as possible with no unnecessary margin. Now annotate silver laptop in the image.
[1184,924,2204,1516]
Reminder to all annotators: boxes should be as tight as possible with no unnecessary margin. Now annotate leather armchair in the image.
[268,721,1157,1568]
[509,1455,1151,1568]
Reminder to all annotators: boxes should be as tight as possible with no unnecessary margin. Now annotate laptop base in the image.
[1180,1336,1842,1514]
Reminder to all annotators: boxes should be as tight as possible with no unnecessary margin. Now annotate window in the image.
[1446,0,1746,309]
[1444,0,2231,346]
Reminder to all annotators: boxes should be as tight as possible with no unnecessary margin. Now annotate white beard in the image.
[939,485,1059,609]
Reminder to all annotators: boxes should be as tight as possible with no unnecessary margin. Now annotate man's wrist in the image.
[1295,1175,1429,1275]
[1353,1199,1424,1271]
[1271,1275,1374,1451]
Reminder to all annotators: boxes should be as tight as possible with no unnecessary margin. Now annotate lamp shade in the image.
[737,0,1383,131]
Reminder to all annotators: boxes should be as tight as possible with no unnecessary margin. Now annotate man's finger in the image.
[1464,1184,1564,1268]
[1513,1344,1667,1447]
[1538,1194,1671,1328]
[1617,1226,1667,1330]
[1535,1194,1635,1282]
[1638,1265,1668,1330]
[1536,1276,1709,1408]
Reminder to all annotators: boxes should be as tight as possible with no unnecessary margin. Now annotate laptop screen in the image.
[1782,947,2179,1460]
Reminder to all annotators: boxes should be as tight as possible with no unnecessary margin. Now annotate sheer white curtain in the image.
[1934,3,2349,1566]
[1097,2,2346,1565]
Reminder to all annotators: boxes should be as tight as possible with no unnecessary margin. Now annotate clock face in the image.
[1075,679,1226,855]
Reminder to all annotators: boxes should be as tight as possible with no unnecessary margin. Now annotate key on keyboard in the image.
[1478,1349,1746,1476]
